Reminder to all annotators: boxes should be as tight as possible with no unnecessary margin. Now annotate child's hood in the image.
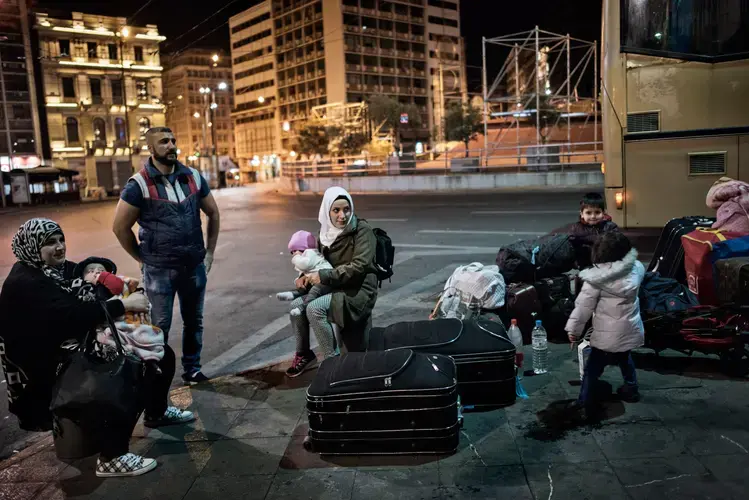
[578,248,644,297]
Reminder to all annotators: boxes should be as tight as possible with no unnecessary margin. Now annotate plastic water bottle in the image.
[508,319,524,369]
[532,320,549,374]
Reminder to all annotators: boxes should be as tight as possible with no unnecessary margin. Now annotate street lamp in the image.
[212,54,219,63]
[118,27,132,174]
[210,102,218,110]
[218,81,228,90]
[258,96,265,104]
[193,111,200,118]
[282,121,291,132]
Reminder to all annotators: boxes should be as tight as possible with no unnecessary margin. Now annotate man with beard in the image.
[113,127,220,385]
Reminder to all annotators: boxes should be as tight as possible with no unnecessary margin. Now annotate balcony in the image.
[412,34,424,42]
[296,74,305,82]
[381,30,394,37]
[317,70,325,77]
[382,85,396,93]
[362,47,378,55]
[361,8,376,15]
[414,88,426,95]
[415,69,425,76]
[396,50,411,58]
[394,14,409,21]
[316,50,324,58]
[383,67,396,74]
[8,118,33,130]
[412,16,424,23]
[344,25,360,33]
[379,11,393,19]
[345,45,361,53]
[342,5,358,13]
[395,32,410,40]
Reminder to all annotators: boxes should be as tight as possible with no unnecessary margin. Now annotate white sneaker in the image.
[144,406,196,428]
[96,453,157,478]
[290,307,303,317]
[277,292,296,301]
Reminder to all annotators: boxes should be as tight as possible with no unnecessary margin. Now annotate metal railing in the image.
[281,143,603,179]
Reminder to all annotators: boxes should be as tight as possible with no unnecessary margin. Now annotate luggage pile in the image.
[640,215,749,376]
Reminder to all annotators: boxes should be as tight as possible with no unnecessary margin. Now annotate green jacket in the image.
[319,215,378,331]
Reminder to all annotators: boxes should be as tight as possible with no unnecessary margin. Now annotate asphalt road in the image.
[0,186,647,457]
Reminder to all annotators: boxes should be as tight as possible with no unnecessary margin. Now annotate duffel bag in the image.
[496,234,576,283]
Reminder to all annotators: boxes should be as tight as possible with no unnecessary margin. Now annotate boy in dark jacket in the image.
[552,193,619,269]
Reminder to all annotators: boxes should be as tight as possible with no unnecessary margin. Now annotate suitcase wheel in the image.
[303,436,314,452]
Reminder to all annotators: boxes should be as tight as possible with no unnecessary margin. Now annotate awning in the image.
[6,167,79,182]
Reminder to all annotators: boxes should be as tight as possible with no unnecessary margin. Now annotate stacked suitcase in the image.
[368,317,516,408]
[304,350,461,455]
[648,216,716,282]
[715,258,749,304]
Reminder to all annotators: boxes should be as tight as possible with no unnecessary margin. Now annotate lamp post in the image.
[119,27,133,173]
[199,80,227,188]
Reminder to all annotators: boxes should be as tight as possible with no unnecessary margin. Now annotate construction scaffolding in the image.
[481,26,599,159]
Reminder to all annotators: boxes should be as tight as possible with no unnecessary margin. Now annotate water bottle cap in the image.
[535,320,542,327]
[510,319,518,325]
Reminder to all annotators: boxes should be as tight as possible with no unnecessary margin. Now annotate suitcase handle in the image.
[328,350,415,388]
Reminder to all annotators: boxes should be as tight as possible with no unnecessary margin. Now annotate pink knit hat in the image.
[288,230,317,253]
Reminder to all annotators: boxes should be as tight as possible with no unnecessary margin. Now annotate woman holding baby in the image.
[0,218,192,478]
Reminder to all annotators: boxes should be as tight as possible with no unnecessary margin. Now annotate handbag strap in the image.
[99,302,127,356]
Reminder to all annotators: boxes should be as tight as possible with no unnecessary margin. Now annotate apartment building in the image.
[35,11,166,195]
[163,48,235,163]
[229,0,466,175]
[0,0,44,204]
[425,0,467,143]
[229,1,278,182]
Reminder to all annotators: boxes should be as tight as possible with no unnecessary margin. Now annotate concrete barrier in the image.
[280,170,603,194]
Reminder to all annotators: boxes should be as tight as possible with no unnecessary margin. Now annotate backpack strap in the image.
[130,168,159,200]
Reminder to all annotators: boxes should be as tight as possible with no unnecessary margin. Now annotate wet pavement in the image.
[2,288,748,499]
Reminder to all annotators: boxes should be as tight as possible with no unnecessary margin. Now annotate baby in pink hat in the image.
[277,230,333,316]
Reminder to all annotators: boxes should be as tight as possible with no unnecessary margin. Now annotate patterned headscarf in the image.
[11,218,94,300]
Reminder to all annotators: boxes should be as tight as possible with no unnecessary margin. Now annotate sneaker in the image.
[96,453,157,478]
[285,352,317,378]
[617,386,641,403]
[182,371,209,385]
[144,406,196,428]
[276,291,296,301]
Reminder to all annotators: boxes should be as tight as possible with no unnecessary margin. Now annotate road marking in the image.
[299,218,408,222]
[203,265,457,376]
[396,243,498,252]
[417,229,545,236]
[470,210,578,215]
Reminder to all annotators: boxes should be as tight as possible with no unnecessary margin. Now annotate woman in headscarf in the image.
[0,218,192,478]
[285,187,378,377]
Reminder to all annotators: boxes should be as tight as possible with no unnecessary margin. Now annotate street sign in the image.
[400,113,409,124]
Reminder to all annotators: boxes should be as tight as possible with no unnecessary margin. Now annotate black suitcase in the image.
[506,283,542,344]
[305,350,460,455]
[715,257,749,304]
[649,216,715,282]
[369,318,516,407]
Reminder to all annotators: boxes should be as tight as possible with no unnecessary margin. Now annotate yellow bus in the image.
[602,0,749,228]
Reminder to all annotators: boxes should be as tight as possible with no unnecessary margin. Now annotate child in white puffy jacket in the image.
[566,232,645,418]
[276,230,333,317]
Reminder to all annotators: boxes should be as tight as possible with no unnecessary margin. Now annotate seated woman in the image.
[285,187,379,377]
[0,218,193,478]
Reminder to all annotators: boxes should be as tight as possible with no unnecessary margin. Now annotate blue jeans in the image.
[143,263,207,375]
[578,347,638,407]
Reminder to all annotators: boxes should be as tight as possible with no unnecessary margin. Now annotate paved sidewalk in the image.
[2,337,748,499]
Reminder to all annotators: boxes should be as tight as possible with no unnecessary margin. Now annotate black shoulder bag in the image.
[50,303,145,420]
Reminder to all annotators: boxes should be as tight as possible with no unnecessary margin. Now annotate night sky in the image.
[37,0,603,93]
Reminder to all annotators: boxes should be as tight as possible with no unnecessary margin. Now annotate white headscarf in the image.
[318,186,354,247]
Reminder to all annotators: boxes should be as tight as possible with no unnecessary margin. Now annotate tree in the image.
[367,95,422,148]
[295,124,332,156]
[444,102,483,157]
[336,132,369,156]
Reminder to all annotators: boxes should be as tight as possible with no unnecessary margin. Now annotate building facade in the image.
[163,48,235,165]
[0,0,44,204]
[425,0,467,145]
[229,1,278,182]
[229,0,466,179]
[35,11,166,196]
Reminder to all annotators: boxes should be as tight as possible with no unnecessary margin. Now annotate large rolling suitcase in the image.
[305,350,460,455]
[715,257,749,304]
[369,318,516,408]
[682,229,748,305]
[648,216,715,282]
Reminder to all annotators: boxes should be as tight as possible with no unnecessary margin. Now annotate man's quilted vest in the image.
[130,162,206,269]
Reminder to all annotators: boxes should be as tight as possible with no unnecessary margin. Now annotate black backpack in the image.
[372,228,395,286]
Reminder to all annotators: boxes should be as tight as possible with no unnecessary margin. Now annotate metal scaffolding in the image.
[481,26,598,156]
